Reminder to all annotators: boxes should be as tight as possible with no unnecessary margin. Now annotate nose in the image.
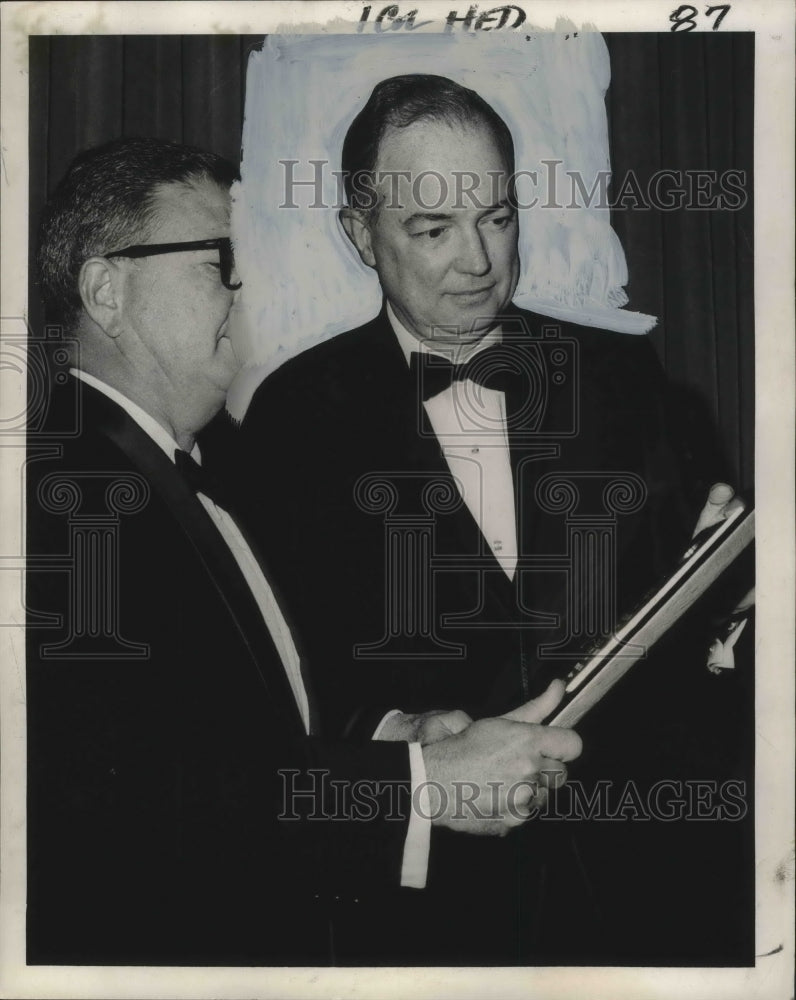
[455,227,491,277]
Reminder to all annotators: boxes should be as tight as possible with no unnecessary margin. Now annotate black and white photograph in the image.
[0,2,793,998]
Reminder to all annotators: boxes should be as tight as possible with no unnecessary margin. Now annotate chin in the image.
[455,311,501,339]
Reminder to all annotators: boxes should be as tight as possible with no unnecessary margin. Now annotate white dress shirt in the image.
[71,369,431,888]
[387,304,519,580]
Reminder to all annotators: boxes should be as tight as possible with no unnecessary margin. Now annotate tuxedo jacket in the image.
[26,379,413,966]
[233,305,723,738]
[217,305,752,965]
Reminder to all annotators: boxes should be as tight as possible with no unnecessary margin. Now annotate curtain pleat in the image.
[28,37,51,317]
[181,36,245,164]
[123,36,183,140]
[605,35,667,364]
[605,33,753,490]
[732,36,755,493]
[48,37,124,185]
[706,37,742,484]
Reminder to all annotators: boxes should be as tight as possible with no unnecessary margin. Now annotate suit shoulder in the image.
[515,307,664,379]
[35,389,136,472]
[516,306,652,347]
[244,316,387,426]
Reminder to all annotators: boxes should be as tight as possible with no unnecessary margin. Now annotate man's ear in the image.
[339,208,376,269]
[78,257,123,337]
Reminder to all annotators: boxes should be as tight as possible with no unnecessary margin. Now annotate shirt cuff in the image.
[399,742,431,890]
[372,708,403,740]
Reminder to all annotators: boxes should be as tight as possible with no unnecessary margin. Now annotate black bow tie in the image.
[410,344,520,402]
[174,449,232,510]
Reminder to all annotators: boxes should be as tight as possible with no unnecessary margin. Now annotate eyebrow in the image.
[402,212,453,227]
[401,200,515,228]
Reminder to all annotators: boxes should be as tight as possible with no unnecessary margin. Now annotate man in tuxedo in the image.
[25,136,583,966]
[235,76,752,963]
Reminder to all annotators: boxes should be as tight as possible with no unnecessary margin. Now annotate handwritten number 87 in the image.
[670,4,731,31]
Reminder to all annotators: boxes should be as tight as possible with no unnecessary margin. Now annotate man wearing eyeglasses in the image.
[26,136,582,966]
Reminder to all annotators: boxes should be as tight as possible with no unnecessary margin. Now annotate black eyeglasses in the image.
[105,237,242,290]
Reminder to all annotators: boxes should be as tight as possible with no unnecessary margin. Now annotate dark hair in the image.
[341,74,515,210]
[36,136,239,332]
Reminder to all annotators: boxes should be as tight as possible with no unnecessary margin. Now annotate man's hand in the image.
[692,484,754,673]
[692,482,744,538]
[420,680,582,836]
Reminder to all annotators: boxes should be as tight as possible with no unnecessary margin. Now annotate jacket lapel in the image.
[365,313,519,617]
[83,384,307,738]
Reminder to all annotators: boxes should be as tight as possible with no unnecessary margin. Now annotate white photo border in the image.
[1,2,793,998]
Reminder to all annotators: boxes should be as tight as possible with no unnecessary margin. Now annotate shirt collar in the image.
[385,302,502,369]
[70,368,201,464]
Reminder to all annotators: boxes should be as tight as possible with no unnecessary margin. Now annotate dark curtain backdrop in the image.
[29,33,754,490]
[604,33,754,494]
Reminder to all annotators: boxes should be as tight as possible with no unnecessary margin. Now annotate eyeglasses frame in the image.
[104,237,242,290]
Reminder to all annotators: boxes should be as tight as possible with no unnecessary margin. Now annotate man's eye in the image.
[414,227,446,240]
[487,214,513,230]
